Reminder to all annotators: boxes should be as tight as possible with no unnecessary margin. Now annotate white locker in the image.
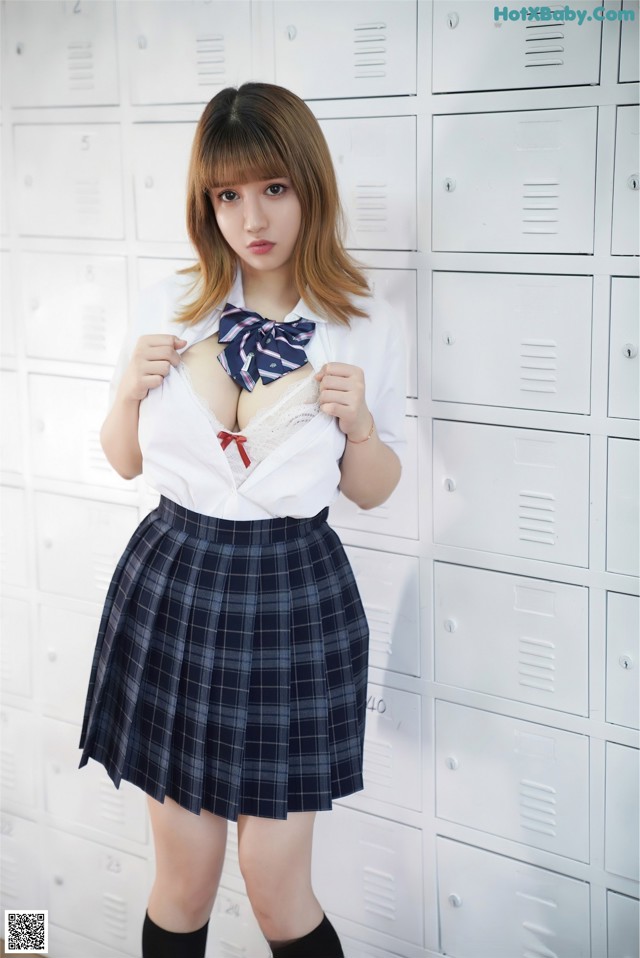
[220,821,242,891]
[40,603,101,725]
[619,1,639,83]
[0,486,29,589]
[432,0,601,93]
[433,108,597,254]
[312,804,424,946]
[433,420,590,567]
[4,0,119,108]
[43,717,148,846]
[608,891,639,958]
[437,837,591,958]
[319,116,417,251]
[607,438,639,577]
[366,268,418,398]
[0,814,43,915]
[14,124,124,239]
[22,253,128,366]
[1,251,17,357]
[274,0,417,100]
[48,924,131,958]
[137,256,195,291]
[432,272,592,413]
[434,562,589,716]
[45,827,151,954]
[34,492,139,602]
[435,700,590,862]
[343,546,420,677]
[1,706,39,812]
[1,371,24,473]
[605,743,639,881]
[0,597,31,700]
[609,276,640,420]
[28,373,120,486]
[612,105,640,256]
[208,886,270,958]
[606,591,639,730]
[132,122,195,243]
[126,0,251,105]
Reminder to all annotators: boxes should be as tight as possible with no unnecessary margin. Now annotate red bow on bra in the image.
[217,431,251,468]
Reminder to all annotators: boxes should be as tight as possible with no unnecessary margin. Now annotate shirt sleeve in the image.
[365,298,408,464]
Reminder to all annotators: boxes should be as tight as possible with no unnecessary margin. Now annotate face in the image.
[210,177,302,278]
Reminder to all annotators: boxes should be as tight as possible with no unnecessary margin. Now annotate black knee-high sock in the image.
[142,909,209,958]
[269,913,344,958]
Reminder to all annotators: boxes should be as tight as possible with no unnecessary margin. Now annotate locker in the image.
[1,251,17,357]
[607,438,640,577]
[609,276,640,420]
[43,717,148,845]
[432,0,601,93]
[433,420,590,567]
[126,0,251,105]
[132,123,195,243]
[0,597,31,700]
[608,891,639,958]
[34,492,139,602]
[0,706,38,811]
[312,804,423,945]
[435,700,590,862]
[45,827,151,953]
[432,272,592,414]
[433,108,597,254]
[1,371,24,473]
[14,124,124,239]
[138,256,195,291]
[319,116,417,251]
[274,0,416,100]
[343,546,420,677]
[434,562,589,716]
[22,253,128,366]
[605,743,639,881]
[28,373,120,486]
[40,604,101,725]
[619,1,639,83]
[330,416,418,539]
[611,105,640,256]
[606,591,639,730]
[0,814,43,915]
[0,486,29,588]
[437,836,590,958]
[220,821,242,891]
[366,268,418,398]
[208,886,270,958]
[4,0,119,108]
[48,924,132,958]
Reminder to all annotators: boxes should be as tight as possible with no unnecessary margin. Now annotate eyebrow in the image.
[210,175,290,189]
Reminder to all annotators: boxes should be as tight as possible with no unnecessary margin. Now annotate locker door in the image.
[606,592,639,730]
[1,372,24,474]
[608,891,639,958]
[607,438,639,576]
[312,804,423,945]
[132,122,195,243]
[432,272,592,413]
[0,706,38,812]
[274,0,416,100]
[605,743,639,881]
[433,420,590,567]
[1,252,17,358]
[437,837,590,958]
[208,886,270,958]
[48,925,131,958]
[39,604,101,724]
[0,598,31,700]
[0,486,29,588]
[612,106,640,255]
[434,562,589,716]
[0,814,43,915]
[432,0,601,93]
[4,0,119,107]
[23,253,128,366]
[435,700,590,861]
[126,0,251,105]
[619,2,639,82]
[14,125,124,239]
[319,116,417,251]
[343,546,420,677]
[433,108,597,254]
[137,256,194,290]
[366,268,418,398]
[609,277,639,420]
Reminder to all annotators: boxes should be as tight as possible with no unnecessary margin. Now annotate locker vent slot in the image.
[1,749,16,791]
[82,305,107,354]
[216,938,246,957]
[0,855,18,899]
[518,491,556,546]
[366,605,394,656]
[354,182,388,234]
[519,779,557,837]
[521,180,560,235]
[98,779,126,826]
[67,40,94,91]
[353,21,388,79]
[101,891,128,938]
[364,738,393,788]
[195,35,225,87]
[519,339,558,394]
[362,865,396,919]
[75,177,101,227]
[518,636,556,693]
[525,25,566,69]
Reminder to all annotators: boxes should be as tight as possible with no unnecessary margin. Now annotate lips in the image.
[248,241,275,252]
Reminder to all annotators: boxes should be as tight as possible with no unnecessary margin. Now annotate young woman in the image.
[78,82,406,958]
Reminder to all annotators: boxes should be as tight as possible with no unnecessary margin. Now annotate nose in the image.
[243,193,268,233]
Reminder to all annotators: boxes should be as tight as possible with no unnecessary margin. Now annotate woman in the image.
[78,82,406,958]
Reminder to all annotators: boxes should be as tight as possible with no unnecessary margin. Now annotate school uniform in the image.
[78,268,407,822]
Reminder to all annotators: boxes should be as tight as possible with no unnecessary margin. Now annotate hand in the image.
[314,362,372,441]
[120,334,187,402]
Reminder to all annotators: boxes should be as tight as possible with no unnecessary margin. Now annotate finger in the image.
[319,374,356,392]
[142,334,186,347]
[323,362,361,377]
[314,364,327,379]
[319,389,356,406]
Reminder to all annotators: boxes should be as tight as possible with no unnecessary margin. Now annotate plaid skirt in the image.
[78,496,370,821]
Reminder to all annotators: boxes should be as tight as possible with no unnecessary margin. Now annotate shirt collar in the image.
[225,267,327,325]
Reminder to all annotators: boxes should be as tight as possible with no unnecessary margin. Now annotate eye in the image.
[266,183,287,196]
[217,189,238,202]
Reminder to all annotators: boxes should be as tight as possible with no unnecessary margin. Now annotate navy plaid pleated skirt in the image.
[78,495,369,821]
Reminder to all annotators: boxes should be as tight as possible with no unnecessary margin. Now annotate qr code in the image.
[4,910,48,954]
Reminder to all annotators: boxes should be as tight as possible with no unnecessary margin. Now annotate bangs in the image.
[200,124,289,190]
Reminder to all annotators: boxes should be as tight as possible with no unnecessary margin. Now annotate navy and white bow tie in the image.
[217,303,316,392]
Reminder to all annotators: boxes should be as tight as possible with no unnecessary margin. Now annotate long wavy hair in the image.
[174,82,370,327]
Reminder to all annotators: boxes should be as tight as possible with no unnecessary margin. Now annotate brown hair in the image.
[174,82,370,327]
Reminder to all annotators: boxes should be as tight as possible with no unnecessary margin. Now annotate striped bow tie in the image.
[217,303,316,392]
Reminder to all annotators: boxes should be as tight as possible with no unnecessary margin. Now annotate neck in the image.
[240,264,300,320]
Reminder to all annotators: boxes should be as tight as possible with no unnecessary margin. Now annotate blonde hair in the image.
[174,82,370,327]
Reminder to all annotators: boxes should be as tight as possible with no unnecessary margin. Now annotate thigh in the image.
[147,794,228,884]
[236,811,317,879]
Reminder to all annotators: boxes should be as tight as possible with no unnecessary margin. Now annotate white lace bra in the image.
[177,364,321,487]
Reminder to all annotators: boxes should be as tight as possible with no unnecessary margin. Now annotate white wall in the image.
[0,1,638,957]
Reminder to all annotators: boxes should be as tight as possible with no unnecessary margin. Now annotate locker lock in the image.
[446,13,460,29]
[444,477,456,492]
[15,42,24,55]
[47,650,57,662]
[54,876,64,886]
[448,894,463,908]
[619,655,633,670]
[137,35,148,50]
[144,176,154,189]
[443,178,456,193]
[443,618,457,633]
[628,174,639,191]
[286,25,297,41]
[622,343,638,359]
[445,756,459,770]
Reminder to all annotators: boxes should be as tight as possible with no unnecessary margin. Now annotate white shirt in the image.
[108,268,407,520]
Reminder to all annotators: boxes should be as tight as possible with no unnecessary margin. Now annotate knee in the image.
[239,847,288,916]
[162,868,218,921]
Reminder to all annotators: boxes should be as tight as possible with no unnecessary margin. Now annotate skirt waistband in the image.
[154,496,330,545]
